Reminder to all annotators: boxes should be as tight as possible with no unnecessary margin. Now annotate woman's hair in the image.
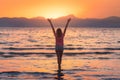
[56,28,62,37]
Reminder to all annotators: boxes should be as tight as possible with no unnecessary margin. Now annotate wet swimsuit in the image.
[55,45,64,51]
[55,35,64,51]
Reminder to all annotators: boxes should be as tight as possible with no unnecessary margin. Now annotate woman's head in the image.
[56,28,62,37]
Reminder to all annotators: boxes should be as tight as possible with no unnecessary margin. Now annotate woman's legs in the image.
[56,51,63,70]
[56,51,60,67]
[59,51,63,65]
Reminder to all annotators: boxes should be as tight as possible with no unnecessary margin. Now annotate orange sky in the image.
[0,0,120,18]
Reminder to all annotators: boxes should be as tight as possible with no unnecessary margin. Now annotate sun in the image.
[43,11,68,19]
[41,7,70,19]
[44,12,66,19]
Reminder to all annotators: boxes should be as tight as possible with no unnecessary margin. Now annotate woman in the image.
[48,18,71,70]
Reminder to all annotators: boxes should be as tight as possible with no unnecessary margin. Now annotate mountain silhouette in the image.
[0,15,120,27]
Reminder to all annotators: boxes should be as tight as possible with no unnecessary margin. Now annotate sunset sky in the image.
[0,0,120,18]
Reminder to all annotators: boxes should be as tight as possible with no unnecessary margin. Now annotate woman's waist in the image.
[55,43,64,46]
[56,43,64,46]
[56,41,63,45]
[55,45,64,48]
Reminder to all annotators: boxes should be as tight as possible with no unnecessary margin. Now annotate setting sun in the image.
[36,3,73,18]
[43,11,68,19]
[42,8,70,18]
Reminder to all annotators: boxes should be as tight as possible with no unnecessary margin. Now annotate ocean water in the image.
[0,27,120,80]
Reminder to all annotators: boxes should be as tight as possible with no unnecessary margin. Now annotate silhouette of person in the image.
[48,18,71,70]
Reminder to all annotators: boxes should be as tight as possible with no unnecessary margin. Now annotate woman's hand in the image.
[68,18,71,22]
[47,19,51,23]
[47,18,56,36]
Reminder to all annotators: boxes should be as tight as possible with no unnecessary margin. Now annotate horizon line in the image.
[0,15,120,19]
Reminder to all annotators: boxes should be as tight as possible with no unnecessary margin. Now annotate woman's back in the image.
[55,34,64,46]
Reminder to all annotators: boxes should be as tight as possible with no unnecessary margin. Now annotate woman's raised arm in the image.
[47,19,56,36]
[63,18,71,36]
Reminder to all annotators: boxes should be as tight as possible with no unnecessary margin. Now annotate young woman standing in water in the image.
[48,18,71,70]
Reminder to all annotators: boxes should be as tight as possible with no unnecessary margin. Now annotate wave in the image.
[102,78,120,80]
[2,47,83,50]
[0,71,55,79]
[0,42,7,44]
[64,52,113,56]
[0,41,20,45]
[2,47,120,51]
[0,51,113,55]
[2,47,54,50]
[0,71,53,75]
[0,51,115,59]
[104,48,120,50]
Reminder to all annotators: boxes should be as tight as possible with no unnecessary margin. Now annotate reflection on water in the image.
[0,27,120,80]
[55,67,64,80]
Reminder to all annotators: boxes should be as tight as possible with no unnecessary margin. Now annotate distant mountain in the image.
[0,15,120,27]
[0,17,47,27]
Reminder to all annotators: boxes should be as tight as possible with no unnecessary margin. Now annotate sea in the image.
[0,27,120,80]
